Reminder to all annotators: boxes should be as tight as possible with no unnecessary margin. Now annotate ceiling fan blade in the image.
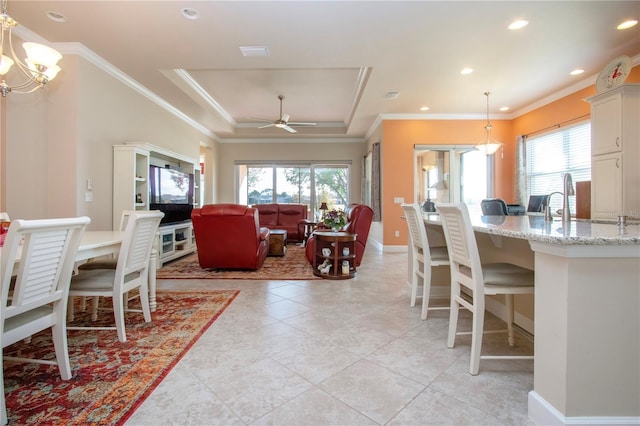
[258,123,276,129]
[288,122,317,126]
[282,125,297,133]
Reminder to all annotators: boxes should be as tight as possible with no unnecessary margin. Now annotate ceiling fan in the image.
[251,95,317,133]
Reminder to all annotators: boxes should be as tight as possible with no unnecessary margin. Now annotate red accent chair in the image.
[191,204,270,270]
[305,203,374,267]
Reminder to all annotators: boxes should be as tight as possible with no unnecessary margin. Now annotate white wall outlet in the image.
[393,197,404,204]
[85,192,93,202]
[395,230,400,237]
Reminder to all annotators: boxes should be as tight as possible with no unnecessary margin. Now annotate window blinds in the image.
[526,122,591,213]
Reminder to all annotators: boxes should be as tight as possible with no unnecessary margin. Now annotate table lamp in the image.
[319,202,328,220]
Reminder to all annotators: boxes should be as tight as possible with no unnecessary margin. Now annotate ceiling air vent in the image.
[384,91,400,99]
[239,46,270,57]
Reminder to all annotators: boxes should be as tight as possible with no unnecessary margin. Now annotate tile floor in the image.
[127,247,534,425]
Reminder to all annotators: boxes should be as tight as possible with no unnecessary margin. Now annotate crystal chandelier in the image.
[475,91,502,155]
[0,0,62,97]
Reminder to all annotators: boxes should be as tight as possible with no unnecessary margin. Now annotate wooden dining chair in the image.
[401,203,450,320]
[0,216,90,425]
[67,210,163,342]
[436,202,534,375]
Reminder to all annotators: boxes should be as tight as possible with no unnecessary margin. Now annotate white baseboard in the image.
[528,391,640,425]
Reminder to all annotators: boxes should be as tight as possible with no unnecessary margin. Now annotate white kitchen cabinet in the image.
[588,84,640,220]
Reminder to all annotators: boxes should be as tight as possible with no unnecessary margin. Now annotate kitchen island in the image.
[423,213,640,425]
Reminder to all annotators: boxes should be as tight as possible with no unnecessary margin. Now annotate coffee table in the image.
[268,229,287,256]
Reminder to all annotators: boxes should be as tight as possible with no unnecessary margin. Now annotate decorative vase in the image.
[332,226,340,232]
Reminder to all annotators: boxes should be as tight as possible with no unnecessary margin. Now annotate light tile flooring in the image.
[127,247,534,425]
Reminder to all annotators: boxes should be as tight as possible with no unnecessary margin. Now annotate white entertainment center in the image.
[113,143,200,267]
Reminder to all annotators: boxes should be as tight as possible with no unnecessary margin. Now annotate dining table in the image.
[1,230,159,312]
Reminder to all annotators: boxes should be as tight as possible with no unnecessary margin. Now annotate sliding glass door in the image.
[237,163,350,219]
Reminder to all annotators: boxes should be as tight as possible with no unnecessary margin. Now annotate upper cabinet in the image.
[591,91,623,156]
[587,84,640,221]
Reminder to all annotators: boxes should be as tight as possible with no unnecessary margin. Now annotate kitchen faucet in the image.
[544,173,575,222]
[562,173,575,222]
[544,192,563,221]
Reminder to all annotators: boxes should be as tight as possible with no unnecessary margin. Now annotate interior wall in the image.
[379,64,640,248]
[381,119,511,247]
[200,142,220,205]
[216,141,367,205]
[4,53,214,230]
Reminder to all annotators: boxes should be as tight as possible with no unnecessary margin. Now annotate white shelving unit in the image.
[157,220,196,266]
[113,143,200,266]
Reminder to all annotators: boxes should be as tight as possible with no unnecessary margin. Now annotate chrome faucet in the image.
[562,173,575,222]
[544,174,575,222]
[545,192,563,222]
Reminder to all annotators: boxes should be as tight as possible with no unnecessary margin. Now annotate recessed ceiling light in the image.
[239,46,270,57]
[460,67,473,75]
[181,8,199,20]
[420,106,430,111]
[499,106,509,112]
[570,69,585,76]
[46,11,67,22]
[617,19,638,30]
[508,20,529,30]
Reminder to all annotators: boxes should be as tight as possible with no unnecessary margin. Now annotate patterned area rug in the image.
[3,290,238,425]
[157,244,320,280]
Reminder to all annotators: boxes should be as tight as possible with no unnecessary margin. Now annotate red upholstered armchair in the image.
[191,204,270,270]
[305,203,374,267]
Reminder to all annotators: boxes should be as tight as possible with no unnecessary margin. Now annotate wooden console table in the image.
[312,231,357,279]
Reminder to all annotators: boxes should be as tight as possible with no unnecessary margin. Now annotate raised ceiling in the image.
[7,1,640,143]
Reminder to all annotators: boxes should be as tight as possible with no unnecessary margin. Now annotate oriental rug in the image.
[3,290,239,425]
[157,244,320,280]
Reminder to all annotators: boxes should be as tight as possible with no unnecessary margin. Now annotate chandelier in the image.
[0,0,62,97]
[475,91,502,155]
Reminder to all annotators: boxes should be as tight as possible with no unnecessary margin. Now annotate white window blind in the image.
[526,122,591,214]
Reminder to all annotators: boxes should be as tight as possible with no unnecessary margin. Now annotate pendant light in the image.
[475,91,502,155]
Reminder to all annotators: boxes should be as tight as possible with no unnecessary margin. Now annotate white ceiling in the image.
[7,1,640,143]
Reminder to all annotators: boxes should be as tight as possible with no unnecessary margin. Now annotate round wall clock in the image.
[596,55,632,93]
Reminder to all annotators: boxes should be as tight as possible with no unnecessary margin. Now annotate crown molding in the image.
[13,26,217,141]
[217,137,364,144]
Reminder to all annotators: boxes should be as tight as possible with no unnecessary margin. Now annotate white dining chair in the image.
[0,216,90,425]
[68,210,163,342]
[401,203,450,320]
[436,202,534,375]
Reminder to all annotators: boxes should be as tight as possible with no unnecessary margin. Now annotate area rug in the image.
[3,290,239,425]
[157,244,320,280]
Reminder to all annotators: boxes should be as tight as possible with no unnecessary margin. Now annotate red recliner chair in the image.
[305,203,374,267]
[191,204,270,270]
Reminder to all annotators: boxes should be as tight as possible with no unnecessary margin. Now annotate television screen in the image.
[149,165,194,205]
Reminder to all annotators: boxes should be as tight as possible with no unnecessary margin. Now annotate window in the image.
[415,146,490,210]
[525,122,591,214]
[237,162,350,219]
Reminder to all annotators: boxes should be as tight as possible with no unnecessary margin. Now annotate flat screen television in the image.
[149,165,194,224]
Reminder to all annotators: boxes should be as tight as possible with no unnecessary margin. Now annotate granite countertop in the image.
[423,213,640,246]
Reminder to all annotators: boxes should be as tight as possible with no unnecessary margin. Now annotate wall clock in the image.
[596,55,631,93]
